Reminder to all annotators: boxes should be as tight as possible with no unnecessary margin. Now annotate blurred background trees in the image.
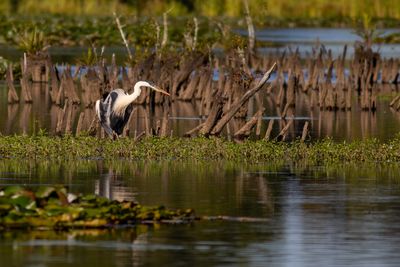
[1,0,399,21]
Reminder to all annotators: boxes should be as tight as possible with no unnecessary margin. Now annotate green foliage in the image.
[14,27,48,55]
[1,0,400,21]
[353,13,384,47]
[0,186,195,230]
[0,136,400,164]
[0,56,21,80]
[76,47,99,66]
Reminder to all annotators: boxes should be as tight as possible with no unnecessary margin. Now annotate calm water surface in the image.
[1,82,400,141]
[0,160,400,266]
[2,28,400,141]
[1,27,400,266]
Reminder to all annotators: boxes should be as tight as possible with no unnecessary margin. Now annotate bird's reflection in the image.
[94,168,137,202]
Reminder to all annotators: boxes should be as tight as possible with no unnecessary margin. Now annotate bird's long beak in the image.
[151,86,170,96]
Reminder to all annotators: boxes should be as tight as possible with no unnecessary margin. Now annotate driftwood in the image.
[276,119,293,141]
[199,86,224,135]
[390,95,400,107]
[264,119,274,140]
[185,123,205,137]
[234,108,264,139]
[301,121,310,142]
[171,52,207,99]
[210,62,277,135]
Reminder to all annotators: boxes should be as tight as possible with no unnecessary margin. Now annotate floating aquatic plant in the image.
[0,186,195,230]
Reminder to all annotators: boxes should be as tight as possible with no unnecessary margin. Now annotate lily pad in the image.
[0,186,195,230]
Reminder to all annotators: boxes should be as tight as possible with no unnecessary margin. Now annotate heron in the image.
[95,81,170,138]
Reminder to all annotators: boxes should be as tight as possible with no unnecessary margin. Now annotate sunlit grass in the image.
[1,0,399,20]
[0,135,400,164]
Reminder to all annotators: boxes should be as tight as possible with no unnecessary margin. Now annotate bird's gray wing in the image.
[110,104,134,135]
[97,98,114,137]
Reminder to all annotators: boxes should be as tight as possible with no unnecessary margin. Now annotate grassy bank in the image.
[0,135,400,163]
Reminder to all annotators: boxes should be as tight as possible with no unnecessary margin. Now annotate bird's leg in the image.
[112,131,119,140]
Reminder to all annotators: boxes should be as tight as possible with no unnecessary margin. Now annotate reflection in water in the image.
[94,167,137,202]
[0,160,400,266]
[1,83,400,141]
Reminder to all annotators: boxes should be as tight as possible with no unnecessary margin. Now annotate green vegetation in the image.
[15,27,48,55]
[0,15,223,48]
[1,0,400,21]
[0,135,399,164]
[0,56,21,80]
[0,185,195,230]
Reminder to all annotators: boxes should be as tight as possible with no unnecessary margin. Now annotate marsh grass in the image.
[15,27,48,55]
[0,135,399,164]
[76,47,100,67]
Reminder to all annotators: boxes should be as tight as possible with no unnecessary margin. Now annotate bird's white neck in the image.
[113,82,149,116]
[129,82,145,102]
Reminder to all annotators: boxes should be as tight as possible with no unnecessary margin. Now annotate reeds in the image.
[5,8,400,141]
[7,39,400,141]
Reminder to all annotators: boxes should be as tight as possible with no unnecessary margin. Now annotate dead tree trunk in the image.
[6,65,19,104]
[210,63,276,135]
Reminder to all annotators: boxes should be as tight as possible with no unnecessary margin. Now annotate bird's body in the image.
[95,81,169,138]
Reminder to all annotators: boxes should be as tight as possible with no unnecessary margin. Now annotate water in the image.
[2,28,400,63]
[246,28,400,59]
[2,27,400,267]
[2,28,400,141]
[0,160,400,266]
[1,82,400,141]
